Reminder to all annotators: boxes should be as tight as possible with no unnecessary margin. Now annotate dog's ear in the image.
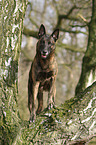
[51,29,59,42]
[38,24,46,38]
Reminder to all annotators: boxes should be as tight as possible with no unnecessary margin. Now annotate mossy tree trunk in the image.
[1,0,27,144]
[75,0,96,96]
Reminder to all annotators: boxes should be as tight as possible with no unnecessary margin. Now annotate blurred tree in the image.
[18,0,94,119]
[75,0,96,95]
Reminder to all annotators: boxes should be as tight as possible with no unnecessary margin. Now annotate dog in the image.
[28,24,59,121]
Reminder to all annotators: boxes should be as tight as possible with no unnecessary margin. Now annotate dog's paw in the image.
[29,114,36,123]
[48,103,55,110]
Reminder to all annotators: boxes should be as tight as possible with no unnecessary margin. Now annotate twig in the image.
[78,14,88,24]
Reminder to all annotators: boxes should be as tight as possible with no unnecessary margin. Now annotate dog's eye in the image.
[48,42,51,45]
[42,40,45,44]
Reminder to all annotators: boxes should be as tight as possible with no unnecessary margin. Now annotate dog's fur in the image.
[28,24,59,121]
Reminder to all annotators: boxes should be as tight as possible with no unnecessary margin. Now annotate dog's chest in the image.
[37,70,54,91]
[36,70,53,82]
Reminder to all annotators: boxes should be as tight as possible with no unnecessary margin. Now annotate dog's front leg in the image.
[36,85,43,115]
[48,78,56,109]
[28,80,39,122]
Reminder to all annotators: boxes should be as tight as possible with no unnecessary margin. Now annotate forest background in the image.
[19,0,95,120]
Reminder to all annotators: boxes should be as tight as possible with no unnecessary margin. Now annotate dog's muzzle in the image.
[41,50,48,59]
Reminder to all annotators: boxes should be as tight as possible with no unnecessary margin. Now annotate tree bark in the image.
[7,81,96,145]
[1,0,27,144]
[75,0,96,96]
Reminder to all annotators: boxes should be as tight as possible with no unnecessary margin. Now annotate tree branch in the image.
[60,28,88,35]
[75,0,96,95]
[70,24,87,28]
[12,81,96,144]
[23,27,38,38]
[57,43,85,53]
[56,5,78,28]
[78,14,88,24]
[23,26,87,38]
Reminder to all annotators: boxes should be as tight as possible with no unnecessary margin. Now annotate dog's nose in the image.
[43,50,47,55]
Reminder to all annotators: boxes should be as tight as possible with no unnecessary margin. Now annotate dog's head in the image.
[37,24,59,59]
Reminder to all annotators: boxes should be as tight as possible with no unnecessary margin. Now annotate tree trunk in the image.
[1,0,27,144]
[75,0,96,96]
[3,81,96,145]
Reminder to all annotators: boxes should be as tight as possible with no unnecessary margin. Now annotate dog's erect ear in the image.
[51,29,59,42]
[38,24,46,38]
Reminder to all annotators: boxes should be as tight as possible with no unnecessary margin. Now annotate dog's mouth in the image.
[41,51,48,59]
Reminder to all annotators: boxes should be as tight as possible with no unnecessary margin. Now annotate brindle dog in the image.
[28,24,59,121]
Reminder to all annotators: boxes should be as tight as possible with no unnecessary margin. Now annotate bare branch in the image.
[66,5,76,16]
[57,43,85,53]
[78,14,88,24]
[23,27,38,38]
[56,5,78,28]
[23,25,87,38]
[59,28,88,35]
[70,24,87,28]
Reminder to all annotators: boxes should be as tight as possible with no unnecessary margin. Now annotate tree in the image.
[1,0,27,144]
[12,82,96,144]
[75,0,96,95]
